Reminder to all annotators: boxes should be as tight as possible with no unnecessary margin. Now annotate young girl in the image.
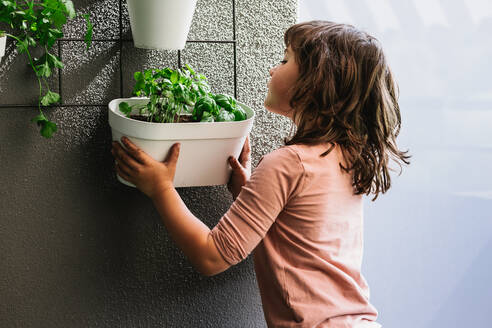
[111,21,410,327]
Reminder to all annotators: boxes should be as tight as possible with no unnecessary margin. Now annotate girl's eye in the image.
[280,60,287,64]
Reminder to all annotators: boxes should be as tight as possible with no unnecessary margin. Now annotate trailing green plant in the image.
[119,64,247,123]
[0,0,93,138]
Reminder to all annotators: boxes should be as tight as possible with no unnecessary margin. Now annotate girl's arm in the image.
[151,187,230,276]
[111,137,230,276]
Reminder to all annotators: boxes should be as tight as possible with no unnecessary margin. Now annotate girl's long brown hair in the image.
[284,21,411,201]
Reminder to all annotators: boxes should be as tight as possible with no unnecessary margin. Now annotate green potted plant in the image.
[108,65,255,188]
[127,0,197,50]
[0,0,93,138]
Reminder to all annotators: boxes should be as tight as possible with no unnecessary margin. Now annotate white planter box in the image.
[0,35,6,60]
[108,98,255,188]
[127,0,198,50]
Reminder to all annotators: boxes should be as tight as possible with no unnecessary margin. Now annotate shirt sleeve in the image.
[210,146,305,265]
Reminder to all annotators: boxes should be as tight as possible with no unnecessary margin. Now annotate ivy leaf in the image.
[26,36,36,47]
[41,90,60,106]
[31,113,57,138]
[31,112,47,124]
[63,1,76,19]
[14,10,26,17]
[40,120,57,138]
[35,61,51,77]
[1,1,16,10]
[45,28,63,48]
[47,52,63,69]
[82,13,92,49]
[15,38,28,53]
[44,0,68,27]
[49,28,63,39]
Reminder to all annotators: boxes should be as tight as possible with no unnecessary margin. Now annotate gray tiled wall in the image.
[0,0,297,327]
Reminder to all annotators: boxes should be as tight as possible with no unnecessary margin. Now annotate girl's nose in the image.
[269,66,275,76]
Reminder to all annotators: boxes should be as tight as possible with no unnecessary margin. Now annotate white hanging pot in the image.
[108,98,255,188]
[126,0,198,50]
[0,34,6,60]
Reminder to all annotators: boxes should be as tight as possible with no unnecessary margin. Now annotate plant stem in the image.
[6,33,44,113]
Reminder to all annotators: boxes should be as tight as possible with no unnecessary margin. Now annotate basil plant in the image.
[119,64,247,123]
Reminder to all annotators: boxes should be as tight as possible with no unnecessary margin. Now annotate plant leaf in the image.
[26,36,36,47]
[31,113,47,124]
[64,1,76,19]
[15,38,28,53]
[216,109,235,122]
[47,52,63,69]
[134,71,143,81]
[82,13,92,49]
[39,120,57,138]
[184,63,195,75]
[41,90,60,106]
[232,106,247,121]
[170,70,178,84]
[36,61,51,77]
[31,113,57,138]
[119,102,132,116]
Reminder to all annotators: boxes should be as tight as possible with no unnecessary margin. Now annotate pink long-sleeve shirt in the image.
[210,142,381,328]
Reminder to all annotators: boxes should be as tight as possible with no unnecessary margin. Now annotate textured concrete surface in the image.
[61,41,120,105]
[63,0,120,40]
[0,0,297,327]
[0,43,59,105]
[181,42,235,96]
[235,0,298,165]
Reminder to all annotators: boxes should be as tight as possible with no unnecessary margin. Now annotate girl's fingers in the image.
[164,143,181,169]
[228,156,242,171]
[116,162,133,183]
[112,142,140,170]
[120,137,151,164]
[239,136,251,167]
[116,159,133,175]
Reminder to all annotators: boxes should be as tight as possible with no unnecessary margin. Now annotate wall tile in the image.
[187,0,234,41]
[121,0,131,40]
[181,42,235,96]
[61,41,120,105]
[63,0,120,40]
[0,42,59,106]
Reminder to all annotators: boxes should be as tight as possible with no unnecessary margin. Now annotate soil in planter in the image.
[129,114,196,123]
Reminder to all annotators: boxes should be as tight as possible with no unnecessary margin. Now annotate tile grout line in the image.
[59,39,237,44]
[58,41,63,105]
[233,0,237,100]
[119,0,124,98]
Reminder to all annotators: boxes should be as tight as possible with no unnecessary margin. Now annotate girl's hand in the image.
[111,137,181,199]
[227,136,251,200]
